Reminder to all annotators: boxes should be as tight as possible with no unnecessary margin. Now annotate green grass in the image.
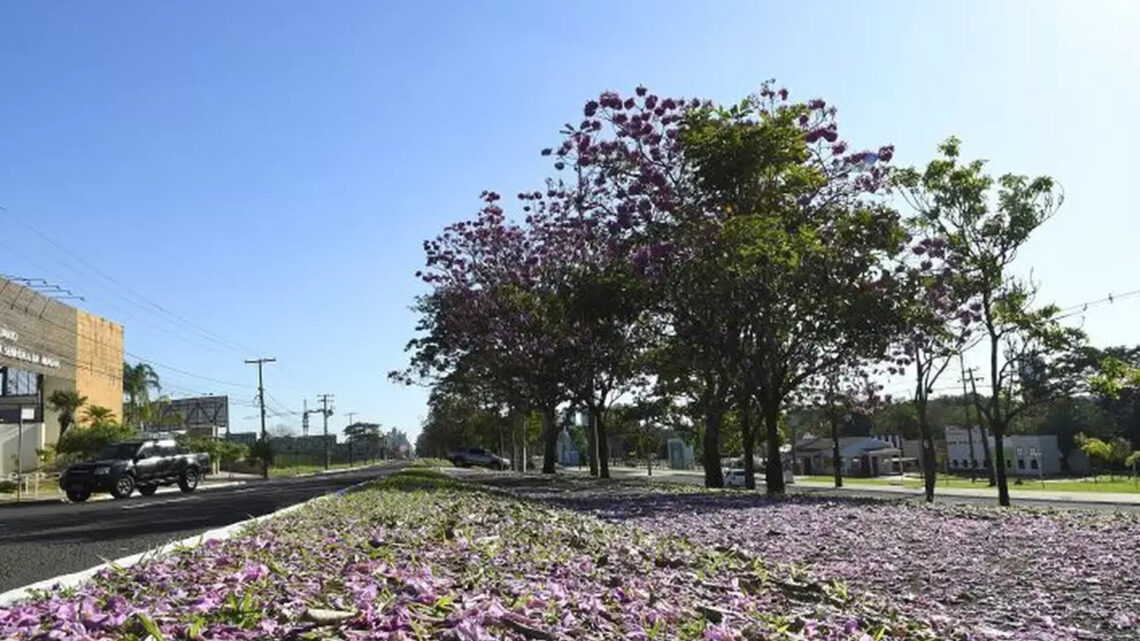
[798,474,1140,493]
[267,460,375,478]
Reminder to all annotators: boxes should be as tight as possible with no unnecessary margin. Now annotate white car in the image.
[724,468,747,487]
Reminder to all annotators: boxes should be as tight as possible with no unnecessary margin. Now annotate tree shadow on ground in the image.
[453,472,907,522]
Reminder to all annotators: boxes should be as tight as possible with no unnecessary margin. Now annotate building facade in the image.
[795,435,901,477]
[944,426,1062,476]
[0,276,123,474]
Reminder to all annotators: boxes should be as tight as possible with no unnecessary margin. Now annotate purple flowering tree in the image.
[895,137,1085,506]
[395,191,572,473]
[883,221,977,500]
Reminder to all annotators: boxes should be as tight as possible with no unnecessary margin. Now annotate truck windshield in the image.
[96,443,141,460]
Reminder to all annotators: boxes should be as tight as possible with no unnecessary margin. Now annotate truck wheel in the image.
[111,474,135,499]
[66,487,91,503]
[138,485,158,496]
[179,467,200,493]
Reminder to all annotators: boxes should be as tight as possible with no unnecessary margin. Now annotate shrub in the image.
[54,422,136,461]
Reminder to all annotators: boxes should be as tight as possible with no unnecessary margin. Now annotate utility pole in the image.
[302,399,309,437]
[316,394,334,470]
[958,353,978,482]
[244,357,276,479]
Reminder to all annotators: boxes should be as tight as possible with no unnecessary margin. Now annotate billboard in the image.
[158,395,229,431]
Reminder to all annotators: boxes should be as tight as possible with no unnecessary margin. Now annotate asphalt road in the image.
[0,465,401,592]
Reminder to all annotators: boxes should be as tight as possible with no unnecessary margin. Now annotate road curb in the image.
[0,477,372,607]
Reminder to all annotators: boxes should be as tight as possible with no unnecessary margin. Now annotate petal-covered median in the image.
[2,470,942,641]
[476,475,1140,641]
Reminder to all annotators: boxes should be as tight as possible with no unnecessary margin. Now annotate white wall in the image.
[945,426,1062,476]
[0,421,44,476]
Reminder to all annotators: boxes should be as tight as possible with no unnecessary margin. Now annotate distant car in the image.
[724,468,747,487]
[59,438,210,502]
[448,447,510,470]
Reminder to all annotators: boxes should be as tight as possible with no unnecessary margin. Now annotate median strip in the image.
[0,469,940,641]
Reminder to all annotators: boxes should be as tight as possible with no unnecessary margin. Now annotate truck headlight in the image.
[94,466,111,475]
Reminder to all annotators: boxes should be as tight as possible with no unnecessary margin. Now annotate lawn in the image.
[798,474,1140,493]
[267,461,375,478]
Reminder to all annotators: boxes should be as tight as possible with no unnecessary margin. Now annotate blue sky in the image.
[2,1,1138,437]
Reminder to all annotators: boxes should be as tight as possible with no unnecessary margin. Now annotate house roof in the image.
[796,437,900,455]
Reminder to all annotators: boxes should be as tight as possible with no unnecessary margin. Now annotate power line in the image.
[0,206,257,355]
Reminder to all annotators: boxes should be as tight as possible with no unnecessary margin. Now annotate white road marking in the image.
[120,497,192,510]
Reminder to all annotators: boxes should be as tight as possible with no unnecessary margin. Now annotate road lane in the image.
[0,465,400,592]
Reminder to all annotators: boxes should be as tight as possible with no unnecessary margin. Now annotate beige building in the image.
[0,276,123,474]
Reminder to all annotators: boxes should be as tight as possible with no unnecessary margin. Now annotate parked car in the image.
[724,468,747,487]
[448,447,510,470]
[59,438,210,502]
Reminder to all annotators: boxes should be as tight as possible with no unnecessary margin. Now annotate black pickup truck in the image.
[59,438,210,502]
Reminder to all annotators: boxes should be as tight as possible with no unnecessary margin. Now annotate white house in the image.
[944,426,1062,476]
[795,436,900,477]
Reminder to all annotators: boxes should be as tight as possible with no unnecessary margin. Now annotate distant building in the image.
[0,276,123,475]
[271,434,336,452]
[666,437,695,470]
[945,426,1061,476]
[796,436,900,477]
[225,432,259,446]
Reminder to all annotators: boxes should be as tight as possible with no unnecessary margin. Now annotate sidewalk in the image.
[0,479,245,508]
[590,466,1140,506]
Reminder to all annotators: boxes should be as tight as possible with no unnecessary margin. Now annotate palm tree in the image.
[122,361,161,428]
[82,405,117,427]
[48,390,87,437]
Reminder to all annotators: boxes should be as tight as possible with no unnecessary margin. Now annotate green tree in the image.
[82,404,117,427]
[47,389,87,437]
[55,410,134,461]
[1109,437,1133,477]
[896,137,1084,506]
[680,90,910,494]
[1126,450,1140,478]
[1075,433,1111,479]
[122,361,161,429]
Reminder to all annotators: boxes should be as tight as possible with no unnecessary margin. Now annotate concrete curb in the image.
[0,480,247,509]
[0,478,372,607]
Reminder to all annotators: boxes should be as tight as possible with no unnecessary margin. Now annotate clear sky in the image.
[2,1,1138,438]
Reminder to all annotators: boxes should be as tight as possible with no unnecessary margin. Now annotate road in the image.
[590,467,1140,512]
[0,465,400,592]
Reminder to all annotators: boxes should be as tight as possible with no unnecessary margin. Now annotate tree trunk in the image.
[511,412,519,472]
[977,421,996,486]
[740,396,756,490]
[584,411,598,477]
[993,426,1010,506]
[830,406,843,488]
[762,402,785,495]
[916,399,936,503]
[542,406,558,474]
[595,407,610,479]
[702,404,725,488]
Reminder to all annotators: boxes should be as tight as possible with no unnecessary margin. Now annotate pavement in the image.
[583,466,1140,511]
[0,463,402,592]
